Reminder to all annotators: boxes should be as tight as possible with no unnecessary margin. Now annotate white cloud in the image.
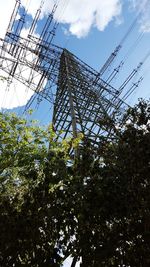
[21,0,123,38]
[0,0,150,109]
[129,0,150,32]
[0,0,32,109]
[0,0,122,109]
[0,1,42,110]
[0,34,43,109]
[0,0,16,38]
[0,77,34,109]
[24,0,150,37]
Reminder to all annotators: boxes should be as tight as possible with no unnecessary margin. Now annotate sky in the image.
[0,1,150,266]
[0,0,150,120]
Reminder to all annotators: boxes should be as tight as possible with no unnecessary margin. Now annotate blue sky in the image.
[0,1,150,265]
[58,4,150,105]
[0,0,150,120]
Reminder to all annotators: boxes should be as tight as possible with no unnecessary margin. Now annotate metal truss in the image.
[0,0,143,146]
[0,35,62,103]
[53,50,128,144]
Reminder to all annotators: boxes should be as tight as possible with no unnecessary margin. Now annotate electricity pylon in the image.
[53,49,128,143]
[0,0,143,145]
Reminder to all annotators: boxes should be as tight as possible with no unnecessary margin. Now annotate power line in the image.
[94,12,141,84]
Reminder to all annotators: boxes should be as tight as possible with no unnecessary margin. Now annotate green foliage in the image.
[0,100,150,267]
[70,100,150,266]
[0,76,7,82]
[0,112,72,266]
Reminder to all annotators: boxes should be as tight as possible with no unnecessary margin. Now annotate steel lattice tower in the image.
[0,0,143,145]
[53,49,128,143]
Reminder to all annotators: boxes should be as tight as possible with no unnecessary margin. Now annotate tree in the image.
[66,100,150,266]
[0,112,73,266]
[0,100,150,267]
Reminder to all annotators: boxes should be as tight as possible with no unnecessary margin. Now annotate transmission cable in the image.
[119,12,141,47]
[122,32,144,62]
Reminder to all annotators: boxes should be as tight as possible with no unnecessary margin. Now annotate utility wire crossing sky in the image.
[0,0,150,110]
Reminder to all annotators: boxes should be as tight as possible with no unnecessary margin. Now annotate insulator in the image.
[119,62,143,93]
